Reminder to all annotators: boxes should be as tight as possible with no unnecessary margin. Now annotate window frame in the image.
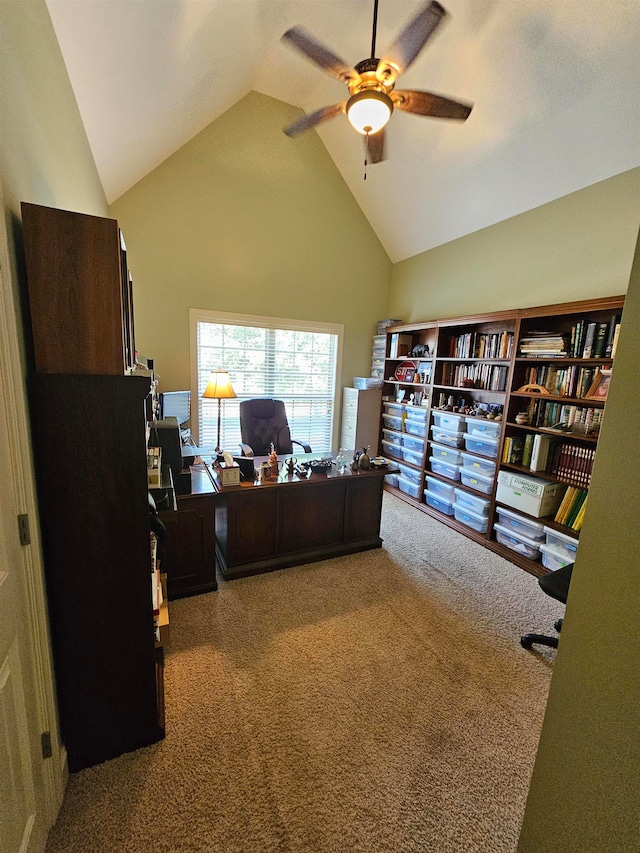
[189,308,344,452]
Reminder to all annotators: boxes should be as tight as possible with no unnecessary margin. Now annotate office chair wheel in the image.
[554,618,564,633]
[520,635,534,649]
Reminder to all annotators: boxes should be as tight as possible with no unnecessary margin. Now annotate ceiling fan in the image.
[281,0,473,168]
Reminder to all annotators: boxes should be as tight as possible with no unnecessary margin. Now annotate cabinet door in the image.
[160,495,218,599]
[31,374,161,771]
[22,203,130,375]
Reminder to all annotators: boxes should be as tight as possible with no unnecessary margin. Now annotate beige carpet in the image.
[46,493,563,853]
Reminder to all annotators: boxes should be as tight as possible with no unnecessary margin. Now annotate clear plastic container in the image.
[540,543,573,571]
[383,402,404,417]
[463,433,500,458]
[430,442,464,465]
[384,473,398,488]
[382,428,402,446]
[404,405,428,422]
[424,491,455,516]
[460,451,496,478]
[543,526,579,561]
[425,475,457,502]
[381,439,403,460]
[404,418,427,438]
[432,411,466,433]
[459,469,493,495]
[429,456,462,481]
[402,447,423,466]
[453,504,490,533]
[397,476,421,499]
[382,414,402,431]
[430,426,465,448]
[454,487,490,516]
[402,434,424,453]
[398,463,421,486]
[493,522,542,560]
[496,506,545,541]
[464,417,501,439]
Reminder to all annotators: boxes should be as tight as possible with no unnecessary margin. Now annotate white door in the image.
[0,220,59,851]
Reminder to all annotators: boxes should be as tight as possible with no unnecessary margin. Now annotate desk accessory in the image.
[202,369,237,460]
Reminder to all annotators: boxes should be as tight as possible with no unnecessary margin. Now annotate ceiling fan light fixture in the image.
[346,90,393,135]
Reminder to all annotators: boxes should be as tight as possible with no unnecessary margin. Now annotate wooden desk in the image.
[189,455,397,580]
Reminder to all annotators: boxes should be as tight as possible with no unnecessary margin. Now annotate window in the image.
[190,309,343,454]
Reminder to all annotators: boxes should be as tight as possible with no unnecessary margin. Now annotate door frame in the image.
[0,197,66,834]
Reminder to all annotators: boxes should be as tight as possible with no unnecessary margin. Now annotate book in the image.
[592,322,609,358]
[581,322,597,358]
[605,315,621,357]
[502,436,512,464]
[554,486,576,525]
[521,433,534,468]
[611,323,621,357]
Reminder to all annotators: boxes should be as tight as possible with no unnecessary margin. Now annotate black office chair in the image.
[239,398,312,457]
[520,561,574,650]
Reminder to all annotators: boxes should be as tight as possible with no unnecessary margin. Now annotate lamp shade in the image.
[346,90,393,135]
[202,370,237,400]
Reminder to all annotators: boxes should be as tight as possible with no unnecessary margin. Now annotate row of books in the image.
[446,331,514,359]
[548,441,596,487]
[569,317,621,359]
[518,316,621,359]
[525,398,603,435]
[440,362,509,391]
[554,487,588,531]
[518,364,605,398]
[502,432,596,486]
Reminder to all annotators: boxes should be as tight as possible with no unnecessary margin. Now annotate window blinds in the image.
[193,313,342,454]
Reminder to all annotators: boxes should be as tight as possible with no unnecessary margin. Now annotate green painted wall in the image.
[390,168,640,322]
[110,91,392,396]
[518,226,640,852]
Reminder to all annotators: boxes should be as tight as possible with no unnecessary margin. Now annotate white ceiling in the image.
[46,0,640,263]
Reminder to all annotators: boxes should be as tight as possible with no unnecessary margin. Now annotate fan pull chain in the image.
[364,132,369,180]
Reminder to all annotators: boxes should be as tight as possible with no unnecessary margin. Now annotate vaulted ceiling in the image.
[46,0,640,263]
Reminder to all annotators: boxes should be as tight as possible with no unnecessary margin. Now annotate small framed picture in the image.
[585,368,612,400]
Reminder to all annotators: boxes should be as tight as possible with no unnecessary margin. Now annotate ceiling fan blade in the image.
[392,90,473,120]
[378,1,447,80]
[282,27,359,84]
[284,102,345,137]
[366,130,386,164]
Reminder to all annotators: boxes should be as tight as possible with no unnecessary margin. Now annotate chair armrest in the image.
[239,443,254,457]
[292,438,312,453]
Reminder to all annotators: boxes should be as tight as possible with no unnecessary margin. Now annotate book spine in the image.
[582,322,597,358]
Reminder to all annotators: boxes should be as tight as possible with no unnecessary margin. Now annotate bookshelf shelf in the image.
[379,295,624,578]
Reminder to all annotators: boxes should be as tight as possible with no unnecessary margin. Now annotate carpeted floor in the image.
[45,493,563,853]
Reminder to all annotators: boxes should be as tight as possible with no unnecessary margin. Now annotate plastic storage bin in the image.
[430,442,463,465]
[382,428,402,446]
[463,433,500,458]
[432,411,466,433]
[402,447,423,467]
[402,434,425,453]
[496,506,545,541]
[430,426,465,448]
[429,456,462,481]
[453,504,490,533]
[381,439,403,460]
[454,487,490,516]
[404,417,427,438]
[397,476,421,499]
[459,469,493,495]
[405,405,428,422]
[460,451,496,478]
[464,417,501,439]
[425,475,457,502]
[383,402,404,417]
[382,414,402,431]
[540,543,573,571]
[543,526,579,562]
[398,463,421,486]
[384,473,398,488]
[424,491,455,516]
[494,522,542,560]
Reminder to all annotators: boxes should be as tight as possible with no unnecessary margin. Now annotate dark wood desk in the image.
[188,455,397,580]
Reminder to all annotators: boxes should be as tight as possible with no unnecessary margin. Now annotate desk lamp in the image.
[202,370,237,462]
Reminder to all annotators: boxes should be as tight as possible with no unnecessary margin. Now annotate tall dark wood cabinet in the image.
[22,202,163,771]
